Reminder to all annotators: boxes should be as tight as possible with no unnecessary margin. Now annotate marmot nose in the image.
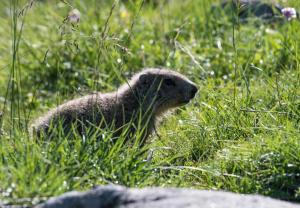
[190,85,198,99]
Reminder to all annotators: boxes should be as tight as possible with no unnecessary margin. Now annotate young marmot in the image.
[31,68,198,143]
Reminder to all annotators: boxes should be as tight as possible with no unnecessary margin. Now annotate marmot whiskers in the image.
[31,68,198,143]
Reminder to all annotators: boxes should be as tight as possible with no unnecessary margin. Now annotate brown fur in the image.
[31,68,198,143]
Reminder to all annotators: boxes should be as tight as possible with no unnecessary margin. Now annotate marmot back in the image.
[31,68,198,144]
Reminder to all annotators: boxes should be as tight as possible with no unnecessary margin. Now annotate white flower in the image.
[68,9,81,23]
[281,7,297,21]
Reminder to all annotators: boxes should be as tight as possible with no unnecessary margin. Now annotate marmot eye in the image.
[164,78,176,86]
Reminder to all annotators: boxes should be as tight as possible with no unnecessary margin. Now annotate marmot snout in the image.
[31,68,198,143]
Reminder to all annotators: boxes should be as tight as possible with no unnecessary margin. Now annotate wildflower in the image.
[120,9,130,19]
[120,5,130,20]
[222,75,228,80]
[63,62,71,69]
[281,7,297,21]
[68,9,81,23]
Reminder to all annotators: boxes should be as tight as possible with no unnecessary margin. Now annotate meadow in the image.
[0,0,299,206]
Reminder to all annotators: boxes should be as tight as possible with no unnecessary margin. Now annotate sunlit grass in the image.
[0,0,299,206]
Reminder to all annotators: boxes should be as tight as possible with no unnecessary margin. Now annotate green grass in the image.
[0,0,299,206]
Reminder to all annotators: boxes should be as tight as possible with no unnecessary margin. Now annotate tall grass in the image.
[0,0,299,206]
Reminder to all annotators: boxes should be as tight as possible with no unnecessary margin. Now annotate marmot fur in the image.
[31,68,198,143]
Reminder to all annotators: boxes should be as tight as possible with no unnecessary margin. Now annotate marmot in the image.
[31,68,198,143]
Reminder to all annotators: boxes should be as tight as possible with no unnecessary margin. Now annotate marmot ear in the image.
[139,74,150,86]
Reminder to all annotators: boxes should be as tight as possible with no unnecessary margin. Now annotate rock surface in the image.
[213,0,299,22]
[36,185,300,208]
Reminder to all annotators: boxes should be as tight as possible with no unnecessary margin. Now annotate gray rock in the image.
[36,185,300,208]
[212,0,299,23]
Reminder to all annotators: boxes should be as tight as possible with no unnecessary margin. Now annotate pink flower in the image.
[68,9,81,23]
[281,7,297,21]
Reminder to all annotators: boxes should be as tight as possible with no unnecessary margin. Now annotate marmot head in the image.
[132,68,198,114]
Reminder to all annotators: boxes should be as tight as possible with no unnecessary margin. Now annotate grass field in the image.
[0,0,299,206]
